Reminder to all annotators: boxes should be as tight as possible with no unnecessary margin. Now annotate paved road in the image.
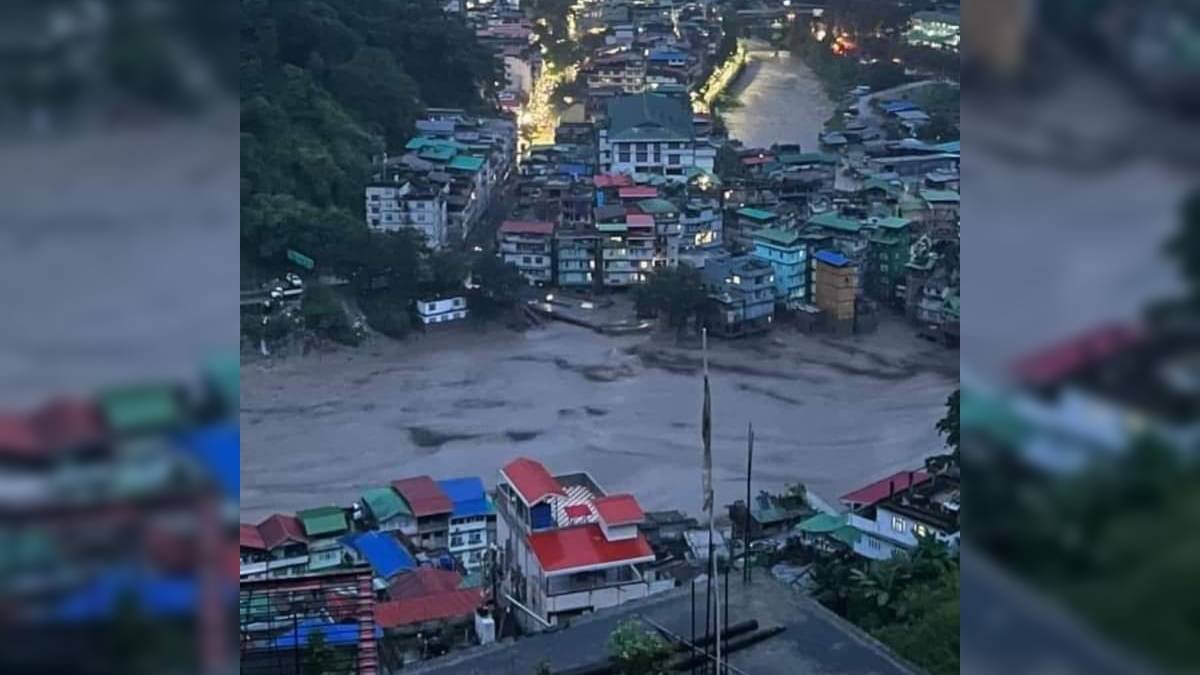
[413,575,918,675]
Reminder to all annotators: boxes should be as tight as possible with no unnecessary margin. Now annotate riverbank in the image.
[240,315,956,522]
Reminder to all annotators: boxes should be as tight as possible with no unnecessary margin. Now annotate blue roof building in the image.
[176,423,239,499]
[436,477,496,572]
[341,532,414,580]
[273,618,383,648]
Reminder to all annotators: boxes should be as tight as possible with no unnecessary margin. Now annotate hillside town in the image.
[240,0,961,672]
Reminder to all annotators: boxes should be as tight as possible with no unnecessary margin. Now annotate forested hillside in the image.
[240,0,502,280]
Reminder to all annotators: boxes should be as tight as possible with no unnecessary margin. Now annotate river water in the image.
[722,50,835,150]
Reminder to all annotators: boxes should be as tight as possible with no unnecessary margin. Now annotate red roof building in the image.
[0,414,43,461]
[593,173,634,188]
[840,470,931,510]
[375,588,484,628]
[33,397,106,452]
[257,514,308,550]
[527,524,655,574]
[501,457,565,506]
[498,220,556,236]
[391,476,452,518]
[1010,322,1144,386]
[388,568,463,601]
[625,214,654,228]
[240,523,267,551]
[618,186,658,199]
[593,494,645,526]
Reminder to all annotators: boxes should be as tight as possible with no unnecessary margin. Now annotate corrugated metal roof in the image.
[436,477,493,519]
[391,476,452,517]
[375,588,484,627]
[737,207,776,222]
[257,513,307,549]
[499,220,556,236]
[98,384,182,435]
[501,457,565,506]
[362,487,412,523]
[840,470,930,507]
[0,413,42,459]
[593,494,645,526]
[388,568,463,601]
[343,532,414,579]
[527,525,654,574]
[177,423,239,499]
[814,250,850,267]
[297,506,349,538]
[240,524,266,550]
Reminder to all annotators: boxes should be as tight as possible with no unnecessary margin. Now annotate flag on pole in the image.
[701,329,713,514]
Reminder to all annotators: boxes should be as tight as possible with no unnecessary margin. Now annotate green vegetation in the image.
[1168,189,1200,305]
[810,538,960,675]
[634,264,707,337]
[608,621,673,675]
[241,0,503,345]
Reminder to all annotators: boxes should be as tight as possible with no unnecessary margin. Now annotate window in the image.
[450,535,464,547]
[636,151,648,162]
[891,516,906,533]
[468,532,483,545]
[427,303,436,312]
[668,155,680,165]
[522,256,532,264]
[370,194,380,201]
[619,151,631,163]
[914,523,929,538]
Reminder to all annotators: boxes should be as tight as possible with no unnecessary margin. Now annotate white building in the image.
[840,470,960,561]
[495,457,673,632]
[438,477,497,572]
[416,297,468,326]
[598,93,715,182]
[365,179,450,249]
[498,220,555,284]
[907,10,960,50]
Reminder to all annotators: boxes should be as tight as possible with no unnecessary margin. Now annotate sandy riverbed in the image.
[241,314,956,522]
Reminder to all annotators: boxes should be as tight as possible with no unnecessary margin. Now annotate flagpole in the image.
[701,328,721,675]
[744,423,753,585]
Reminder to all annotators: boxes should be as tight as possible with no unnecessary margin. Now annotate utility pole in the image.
[743,423,754,584]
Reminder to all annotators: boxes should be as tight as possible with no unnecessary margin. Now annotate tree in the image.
[849,561,911,626]
[471,255,526,315]
[303,629,340,675]
[808,550,860,616]
[608,621,672,675]
[635,264,707,337]
[916,114,959,143]
[935,389,959,455]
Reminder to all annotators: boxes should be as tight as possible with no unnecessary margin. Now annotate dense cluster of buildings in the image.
[239,455,686,666]
[366,110,516,249]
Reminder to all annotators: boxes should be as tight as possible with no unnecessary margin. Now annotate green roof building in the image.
[98,384,183,437]
[297,506,349,539]
[362,487,412,527]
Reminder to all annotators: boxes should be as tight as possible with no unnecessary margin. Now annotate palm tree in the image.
[905,535,955,583]
[808,551,858,616]
[850,562,911,625]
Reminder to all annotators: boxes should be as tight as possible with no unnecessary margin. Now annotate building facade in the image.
[365,179,450,249]
[751,228,807,309]
[597,94,715,181]
[498,220,556,284]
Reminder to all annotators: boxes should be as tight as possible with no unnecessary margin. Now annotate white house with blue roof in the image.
[438,477,496,572]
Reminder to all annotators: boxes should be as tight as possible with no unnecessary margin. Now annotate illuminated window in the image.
[891,516,905,533]
[914,523,929,538]
[732,275,742,284]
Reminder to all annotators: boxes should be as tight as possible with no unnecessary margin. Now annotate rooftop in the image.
[499,220,556,236]
[502,457,566,506]
[297,506,349,538]
[375,587,484,628]
[737,207,776,222]
[437,477,494,519]
[636,198,677,215]
[807,211,862,232]
[840,469,931,509]
[593,494,645,526]
[813,250,851,267]
[606,93,693,142]
[342,531,414,579]
[391,476,453,517]
[257,513,308,549]
[527,524,655,575]
[753,228,802,247]
[362,487,412,523]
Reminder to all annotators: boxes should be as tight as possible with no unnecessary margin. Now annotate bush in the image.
[303,287,360,346]
[362,298,412,339]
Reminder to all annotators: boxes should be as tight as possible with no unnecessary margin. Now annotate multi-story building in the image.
[701,256,776,337]
[634,197,682,269]
[813,250,858,334]
[863,218,913,308]
[240,514,309,580]
[498,220,555,285]
[438,477,497,572]
[495,457,672,632]
[597,93,715,181]
[585,51,646,93]
[297,506,350,572]
[555,223,599,288]
[596,210,656,287]
[392,476,452,550]
[365,178,451,249]
[415,297,469,326]
[680,197,723,248]
[358,486,415,534]
[751,228,808,309]
[844,470,961,561]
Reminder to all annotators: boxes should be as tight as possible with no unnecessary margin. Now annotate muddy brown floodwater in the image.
[240,316,957,522]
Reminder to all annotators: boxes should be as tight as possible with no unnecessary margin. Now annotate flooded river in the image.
[721,50,835,150]
[241,317,956,522]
